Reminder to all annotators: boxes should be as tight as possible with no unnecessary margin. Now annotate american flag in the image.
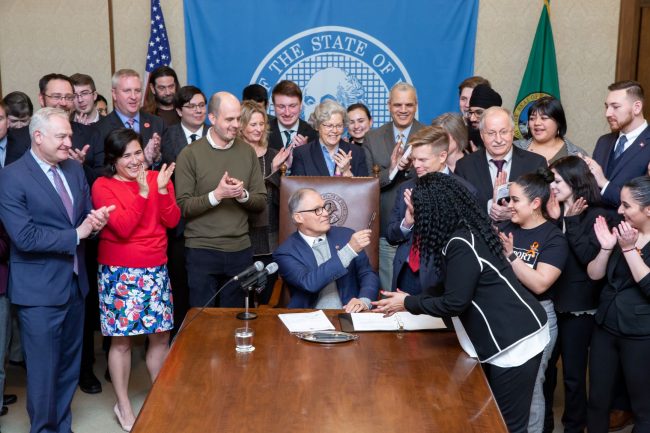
[145,0,172,73]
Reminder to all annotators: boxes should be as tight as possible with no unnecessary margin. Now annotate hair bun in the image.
[536,167,555,184]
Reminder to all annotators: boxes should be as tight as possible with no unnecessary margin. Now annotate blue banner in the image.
[184,0,478,127]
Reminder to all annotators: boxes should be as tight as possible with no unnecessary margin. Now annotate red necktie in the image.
[408,240,420,273]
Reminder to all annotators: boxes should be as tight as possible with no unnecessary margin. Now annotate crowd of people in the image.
[0,64,648,433]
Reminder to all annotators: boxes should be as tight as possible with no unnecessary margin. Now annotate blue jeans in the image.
[528,299,558,433]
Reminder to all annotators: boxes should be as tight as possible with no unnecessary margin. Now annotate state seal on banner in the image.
[251,26,414,127]
[514,92,552,139]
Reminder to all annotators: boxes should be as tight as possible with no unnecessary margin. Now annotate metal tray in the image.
[295,330,359,343]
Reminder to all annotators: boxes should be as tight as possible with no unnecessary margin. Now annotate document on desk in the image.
[278,310,336,333]
[347,312,446,331]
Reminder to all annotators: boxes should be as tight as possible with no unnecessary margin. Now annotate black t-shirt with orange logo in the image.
[500,220,569,301]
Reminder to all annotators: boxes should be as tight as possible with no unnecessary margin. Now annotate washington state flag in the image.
[513,0,560,139]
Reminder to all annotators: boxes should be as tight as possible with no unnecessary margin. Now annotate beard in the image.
[154,92,174,106]
[468,124,484,149]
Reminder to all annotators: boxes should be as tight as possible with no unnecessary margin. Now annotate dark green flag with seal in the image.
[513,0,560,139]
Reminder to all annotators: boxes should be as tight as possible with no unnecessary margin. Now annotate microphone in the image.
[239,262,279,290]
[233,261,264,281]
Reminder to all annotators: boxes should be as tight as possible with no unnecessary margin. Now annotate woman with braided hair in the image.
[374,172,549,433]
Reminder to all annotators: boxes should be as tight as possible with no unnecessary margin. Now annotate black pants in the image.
[167,231,189,336]
[558,313,595,433]
[185,247,253,308]
[80,238,99,376]
[587,325,650,433]
[482,352,542,433]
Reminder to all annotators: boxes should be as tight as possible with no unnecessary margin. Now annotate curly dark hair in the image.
[412,173,505,271]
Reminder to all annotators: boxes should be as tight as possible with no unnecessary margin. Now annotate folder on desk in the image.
[338,312,447,332]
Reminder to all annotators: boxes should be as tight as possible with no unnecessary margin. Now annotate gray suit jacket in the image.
[363,120,425,236]
[161,123,210,164]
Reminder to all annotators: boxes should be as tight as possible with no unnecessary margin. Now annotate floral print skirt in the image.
[98,264,174,336]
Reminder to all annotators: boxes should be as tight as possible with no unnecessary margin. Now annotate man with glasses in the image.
[455,107,547,221]
[466,84,502,150]
[161,86,209,331]
[70,73,101,125]
[161,86,209,165]
[274,188,379,310]
[268,80,318,171]
[175,91,266,308]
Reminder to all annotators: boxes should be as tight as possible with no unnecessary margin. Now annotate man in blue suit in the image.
[387,125,477,295]
[584,80,650,209]
[0,108,113,433]
[273,188,379,311]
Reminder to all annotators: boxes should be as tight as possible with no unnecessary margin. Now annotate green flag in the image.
[513,0,560,139]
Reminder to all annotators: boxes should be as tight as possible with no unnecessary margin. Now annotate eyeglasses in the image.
[485,129,514,140]
[74,90,95,99]
[295,202,332,216]
[182,102,206,111]
[467,109,485,118]
[44,94,75,103]
[321,123,344,131]
[97,107,108,116]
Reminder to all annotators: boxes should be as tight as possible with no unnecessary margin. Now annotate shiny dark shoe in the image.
[2,395,16,406]
[609,409,634,431]
[79,371,102,394]
[0,406,7,416]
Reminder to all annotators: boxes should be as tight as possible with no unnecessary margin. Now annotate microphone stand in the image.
[236,276,267,320]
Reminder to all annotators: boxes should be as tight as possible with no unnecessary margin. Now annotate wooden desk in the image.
[132,309,507,432]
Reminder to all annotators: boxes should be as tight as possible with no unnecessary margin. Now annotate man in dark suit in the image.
[8,74,106,394]
[0,108,113,433]
[363,82,424,291]
[11,74,105,182]
[95,69,165,170]
[387,125,477,294]
[455,106,547,221]
[584,80,650,209]
[267,80,318,171]
[274,188,379,311]
[160,85,209,335]
[161,86,209,165]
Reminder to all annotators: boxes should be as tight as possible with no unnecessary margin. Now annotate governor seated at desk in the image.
[273,188,379,312]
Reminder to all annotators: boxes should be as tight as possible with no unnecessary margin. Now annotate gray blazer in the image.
[363,120,425,236]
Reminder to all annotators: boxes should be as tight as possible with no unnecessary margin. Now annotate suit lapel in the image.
[293,233,319,269]
[140,112,153,143]
[598,134,617,175]
[474,149,494,201]
[310,142,331,176]
[25,154,72,223]
[610,127,650,180]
